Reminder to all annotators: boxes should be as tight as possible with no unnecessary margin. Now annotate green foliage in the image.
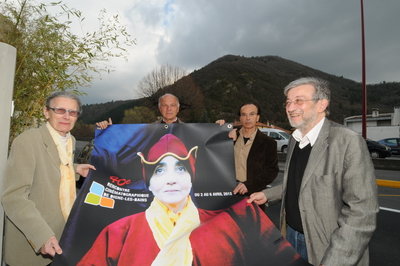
[71,121,96,141]
[83,98,151,125]
[367,82,400,112]
[0,0,134,143]
[122,106,157,124]
[75,55,400,138]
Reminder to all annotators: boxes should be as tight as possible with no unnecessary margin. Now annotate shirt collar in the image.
[239,127,257,140]
[162,117,178,123]
[292,117,325,149]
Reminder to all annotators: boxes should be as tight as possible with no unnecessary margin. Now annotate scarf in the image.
[146,196,200,266]
[46,122,76,221]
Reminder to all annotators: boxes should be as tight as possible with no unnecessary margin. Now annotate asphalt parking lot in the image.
[265,200,400,266]
[267,163,400,266]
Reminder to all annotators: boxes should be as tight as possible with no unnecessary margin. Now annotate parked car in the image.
[259,128,290,153]
[366,139,391,158]
[378,138,400,155]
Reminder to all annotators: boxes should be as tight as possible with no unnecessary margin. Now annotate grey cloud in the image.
[156,0,400,83]
[65,0,399,103]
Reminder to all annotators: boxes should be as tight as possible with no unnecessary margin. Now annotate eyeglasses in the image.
[284,98,316,108]
[47,107,80,117]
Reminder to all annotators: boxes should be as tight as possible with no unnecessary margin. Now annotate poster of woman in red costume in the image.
[53,123,307,266]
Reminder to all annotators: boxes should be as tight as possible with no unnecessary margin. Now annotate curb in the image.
[376,179,400,189]
[278,153,400,171]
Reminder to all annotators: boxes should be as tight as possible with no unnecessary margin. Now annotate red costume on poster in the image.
[78,199,297,266]
[59,128,306,266]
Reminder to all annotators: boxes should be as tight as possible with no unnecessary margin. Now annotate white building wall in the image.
[344,108,400,140]
[392,107,400,126]
[346,123,400,140]
[366,126,400,140]
[347,123,360,132]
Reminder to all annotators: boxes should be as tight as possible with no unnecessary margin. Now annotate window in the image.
[269,132,280,140]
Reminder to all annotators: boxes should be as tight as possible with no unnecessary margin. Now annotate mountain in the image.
[78,55,400,130]
[80,99,145,124]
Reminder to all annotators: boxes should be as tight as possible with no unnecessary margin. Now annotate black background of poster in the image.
[53,123,308,266]
[53,123,244,265]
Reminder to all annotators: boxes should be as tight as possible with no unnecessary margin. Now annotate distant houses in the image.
[344,107,400,140]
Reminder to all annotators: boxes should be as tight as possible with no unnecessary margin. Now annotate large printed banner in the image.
[53,123,307,265]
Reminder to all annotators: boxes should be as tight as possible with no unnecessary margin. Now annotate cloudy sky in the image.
[44,0,400,104]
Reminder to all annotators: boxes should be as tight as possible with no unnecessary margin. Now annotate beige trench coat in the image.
[2,125,76,266]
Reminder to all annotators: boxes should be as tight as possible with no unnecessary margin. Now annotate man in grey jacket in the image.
[248,77,378,266]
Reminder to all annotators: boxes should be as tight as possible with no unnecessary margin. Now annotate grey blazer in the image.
[279,119,378,266]
[2,125,75,266]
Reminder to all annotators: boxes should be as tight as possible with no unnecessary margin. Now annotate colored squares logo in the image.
[84,181,115,209]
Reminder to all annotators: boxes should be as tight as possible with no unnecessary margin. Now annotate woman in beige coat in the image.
[2,91,95,266]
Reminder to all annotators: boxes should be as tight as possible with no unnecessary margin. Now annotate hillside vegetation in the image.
[75,55,400,139]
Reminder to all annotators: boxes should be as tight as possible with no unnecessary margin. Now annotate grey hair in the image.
[158,93,180,107]
[283,77,330,115]
[45,91,82,113]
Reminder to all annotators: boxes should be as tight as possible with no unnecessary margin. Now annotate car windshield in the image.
[385,139,398,145]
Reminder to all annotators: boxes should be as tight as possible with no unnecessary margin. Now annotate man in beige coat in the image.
[249,77,378,266]
[2,91,95,266]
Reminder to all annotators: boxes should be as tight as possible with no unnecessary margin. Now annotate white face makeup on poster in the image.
[149,155,192,211]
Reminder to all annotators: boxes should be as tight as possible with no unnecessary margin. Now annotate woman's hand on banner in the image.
[40,236,62,257]
[76,164,96,177]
